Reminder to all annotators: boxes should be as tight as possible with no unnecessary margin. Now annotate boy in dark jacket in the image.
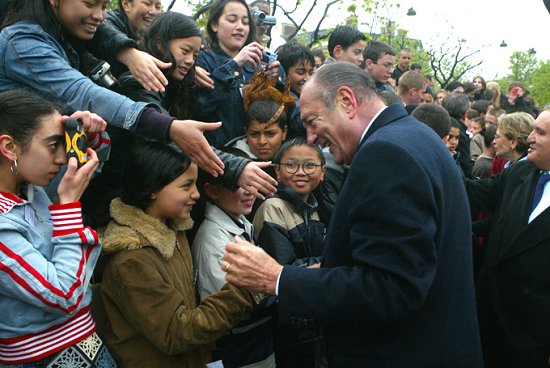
[253,137,327,367]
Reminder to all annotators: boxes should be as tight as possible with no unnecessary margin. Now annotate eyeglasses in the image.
[372,61,394,70]
[279,162,322,175]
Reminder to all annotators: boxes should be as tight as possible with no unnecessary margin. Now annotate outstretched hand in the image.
[169,120,225,177]
[237,161,277,200]
[118,48,171,92]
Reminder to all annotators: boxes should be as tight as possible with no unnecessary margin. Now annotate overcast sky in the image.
[163,0,550,80]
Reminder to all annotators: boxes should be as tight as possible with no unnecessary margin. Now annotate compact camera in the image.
[65,118,89,168]
[261,49,278,65]
[252,10,277,26]
[89,61,117,88]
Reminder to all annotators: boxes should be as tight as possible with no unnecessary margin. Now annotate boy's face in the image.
[447,127,460,153]
[398,50,412,70]
[364,53,395,84]
[468,122,483,136]
[246,120,287,161]
[287,60,314,96]
[206,185,255,220]
[275,144,326,201]
[336,40,366,66]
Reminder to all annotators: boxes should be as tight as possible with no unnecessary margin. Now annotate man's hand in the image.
[237,161,277,200]
[223,236,283,295]
[169,120,225,177]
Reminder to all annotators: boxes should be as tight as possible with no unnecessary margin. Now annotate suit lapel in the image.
[497,167,549,262]
[498,208,550,263]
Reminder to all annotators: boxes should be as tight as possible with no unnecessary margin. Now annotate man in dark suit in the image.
[465,108,550,368]
[223,62,483,367]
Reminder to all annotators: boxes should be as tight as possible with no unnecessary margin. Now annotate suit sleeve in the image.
[463,170,506,213]
[277,141,441,326]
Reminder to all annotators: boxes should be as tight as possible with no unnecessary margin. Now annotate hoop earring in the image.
[10,159,18,176]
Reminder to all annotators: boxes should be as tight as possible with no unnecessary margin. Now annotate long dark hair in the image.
[0,89,58,150]
[1,0,59,38]
[144,12,201,119]
[206,0,255,53]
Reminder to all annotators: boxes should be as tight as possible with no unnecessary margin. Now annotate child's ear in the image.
[320,165,327,181]
[0,134,18,161]
[204,182,219,200]
[333,45,343,59]
[273,164,282,182]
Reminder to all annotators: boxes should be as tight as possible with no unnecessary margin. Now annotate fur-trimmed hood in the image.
[101,198,193,259]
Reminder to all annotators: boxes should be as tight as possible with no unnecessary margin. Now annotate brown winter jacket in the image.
[99,198,255,368]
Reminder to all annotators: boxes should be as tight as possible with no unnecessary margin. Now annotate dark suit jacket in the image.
[277,104,483,367]
[466,161,550,368]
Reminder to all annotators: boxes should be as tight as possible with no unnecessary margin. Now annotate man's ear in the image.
[336,86,358,118]
[0,135,18,161]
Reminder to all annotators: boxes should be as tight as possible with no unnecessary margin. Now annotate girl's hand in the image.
[169,120,225,177]
[118,48,171,92]
[195,66,214,89]
[237,161,277,200]
[63,111,106,140]
[233,42,263,68]
[57,148,99,204]
[264,60,280,80]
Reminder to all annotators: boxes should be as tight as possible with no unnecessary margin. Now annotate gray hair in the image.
[309,61,378,111]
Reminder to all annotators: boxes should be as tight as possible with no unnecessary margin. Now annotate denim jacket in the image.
[193,48,285,148]
[0,21,148,132]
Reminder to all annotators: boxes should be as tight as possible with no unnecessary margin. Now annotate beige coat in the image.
[100,198,255,368]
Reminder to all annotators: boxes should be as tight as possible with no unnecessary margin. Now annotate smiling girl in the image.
[193,0,283,148]
[99,137,258,366]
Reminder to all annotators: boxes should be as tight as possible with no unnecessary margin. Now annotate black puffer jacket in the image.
[86,10,138,77]
[254,183,325,268]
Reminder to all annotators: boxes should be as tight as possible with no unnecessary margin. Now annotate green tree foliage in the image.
[507,50,538,85]
[107,0,118,10]
[528,60,550,108]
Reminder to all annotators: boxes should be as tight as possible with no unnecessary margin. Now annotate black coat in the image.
[276,104,483,367]
[466,161,550,367]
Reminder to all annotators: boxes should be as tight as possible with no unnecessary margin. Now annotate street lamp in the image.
[407,7,416,16]
[500,40,507,47]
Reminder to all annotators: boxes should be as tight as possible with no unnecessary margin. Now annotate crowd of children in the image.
[0,0,545,366]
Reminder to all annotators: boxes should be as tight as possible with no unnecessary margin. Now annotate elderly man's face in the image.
[527,110,550,170]
[300,82,360,165]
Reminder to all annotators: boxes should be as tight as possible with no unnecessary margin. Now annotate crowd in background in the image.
[0,0,549,367]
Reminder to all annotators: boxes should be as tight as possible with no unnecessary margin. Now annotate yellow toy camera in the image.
[65,118,88,168]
